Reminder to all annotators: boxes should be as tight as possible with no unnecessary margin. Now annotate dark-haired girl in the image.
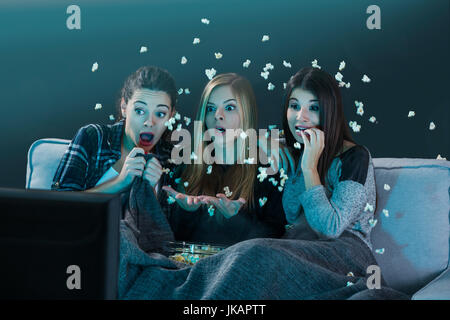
[51,65,177,197]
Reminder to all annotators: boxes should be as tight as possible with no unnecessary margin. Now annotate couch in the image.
[26,138,450,299]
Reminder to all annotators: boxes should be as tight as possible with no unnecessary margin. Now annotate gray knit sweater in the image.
[282,145,376,250]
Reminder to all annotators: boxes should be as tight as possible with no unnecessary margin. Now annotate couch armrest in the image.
[412,267,450,300]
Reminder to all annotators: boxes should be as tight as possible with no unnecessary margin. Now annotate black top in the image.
[165,165,288,246]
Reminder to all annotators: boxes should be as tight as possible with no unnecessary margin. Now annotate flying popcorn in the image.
[262,35,270,42]
[278,186,283,192]
[347,272,354,277]
[311,59,321,69]
[283,83,287,89]
[335,72,344,82]
[408,111,415,118]
[345,82,351,88]
[176,123,182,131]
[184,88,190,94]
[436,154,447,160]
[349,121,361,133]
[339,61,346,71]
[375,248,385,254]
[260,71,269,80]
[178,88,184,95]
[369,218,378,228]
[268,177,278,187]
[206,165,212,174]
[184,116,191,126]
[167,196,176,204]
[364,203,374,212]
[164,117,176,130]
[183,181,189,188]
[346,281,354,287]
[224,186,232,197]
[429,122,436,130]
[215,52,223,59]
[94,103,102,110]
[267,83,275,91]
[174,112,181,120]
[257,167,268,182]
[193,38,200,44]
[243,59,251,68]
[208,205,215,216]
[384,184,391,191]
[362,74,371,83]
[240,131,248,139]
[338,81,346,88]
[139,46,147,53]
[91,62,98,72]
[109,115,115,121]
[201,18,210,25]
[294,142,301,149]
[283,60,292,68]
[369,116,376,123]
[356,106,364,116]
[382,209,389,217]
[181,56,188,65]
[264,63,274,71]
[205,68,217,80]
[259,197,268,207]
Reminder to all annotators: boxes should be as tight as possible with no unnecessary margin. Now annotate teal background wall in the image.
[0,0,448,188]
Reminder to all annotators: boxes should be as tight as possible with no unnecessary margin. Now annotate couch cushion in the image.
[26,138,70,189]
[371,158,450,295]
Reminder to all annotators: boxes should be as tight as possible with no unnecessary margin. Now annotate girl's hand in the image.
[300,128,325,171]
[143,156,163,189]
[198,194,246,219]
[162,186,202,212]
[117,147,146,189]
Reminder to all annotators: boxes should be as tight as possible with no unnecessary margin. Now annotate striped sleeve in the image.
[51,125,100,191]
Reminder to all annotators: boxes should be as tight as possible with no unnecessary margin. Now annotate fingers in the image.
[128,147,145,158]
[300,130,310,148]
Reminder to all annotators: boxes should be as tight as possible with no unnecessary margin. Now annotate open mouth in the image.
[215,126,226,135]
[139,132,154,146]
[295,125,312,137]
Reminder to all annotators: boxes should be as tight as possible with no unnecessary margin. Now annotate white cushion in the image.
[26,138,70,190]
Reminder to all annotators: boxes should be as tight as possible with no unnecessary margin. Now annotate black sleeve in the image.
[338,145,370,185]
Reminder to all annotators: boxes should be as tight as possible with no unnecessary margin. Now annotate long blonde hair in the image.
[181,73,258,217]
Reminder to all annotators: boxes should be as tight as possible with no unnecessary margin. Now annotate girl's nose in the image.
[296,106,309,121]
[144,116,154,127]
[215,108,225,121]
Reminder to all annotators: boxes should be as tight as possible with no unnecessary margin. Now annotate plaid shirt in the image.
[51,120,124,191]
[51,119,175,193]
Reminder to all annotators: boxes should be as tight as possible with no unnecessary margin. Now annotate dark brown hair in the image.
[117,65,178,149]
[282,67,355,187]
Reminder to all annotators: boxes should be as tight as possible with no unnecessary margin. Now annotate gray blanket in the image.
[119,175,409,300]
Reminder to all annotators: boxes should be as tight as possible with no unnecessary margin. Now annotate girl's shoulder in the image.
[336,144,371,185]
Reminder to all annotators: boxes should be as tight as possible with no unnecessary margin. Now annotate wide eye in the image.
[225,104,236,111]
[309,105,319,112]
[289,103,300,111]
[155,111,167,118]
[135,108,145,116]
[206,105,216,113]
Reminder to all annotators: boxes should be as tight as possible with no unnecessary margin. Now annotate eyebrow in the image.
[207,98,237,106]
[134,100,170,109]
[288,98,319,103]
